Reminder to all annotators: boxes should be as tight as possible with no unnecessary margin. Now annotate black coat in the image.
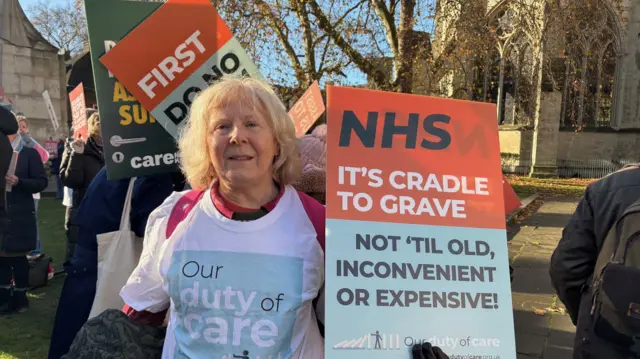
[550,165,640,358]
[60,137,104,209]
[50,141,65,175]
[0,107,18,219]
[3,146,48,254]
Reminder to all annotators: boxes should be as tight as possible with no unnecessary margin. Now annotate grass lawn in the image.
[0,197,67,359]
[506,174,595,199]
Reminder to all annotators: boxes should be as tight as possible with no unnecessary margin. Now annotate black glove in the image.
[412,342,450,359]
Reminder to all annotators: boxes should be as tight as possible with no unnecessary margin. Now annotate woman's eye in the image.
[216,124,230,130]
[246,121,258,128]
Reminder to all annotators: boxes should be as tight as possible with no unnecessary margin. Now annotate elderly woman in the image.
[121,77,325,358]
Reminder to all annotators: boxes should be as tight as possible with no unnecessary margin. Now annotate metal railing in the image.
[501,157,636,178]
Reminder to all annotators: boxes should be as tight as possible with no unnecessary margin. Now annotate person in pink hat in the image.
[294,124,326,204]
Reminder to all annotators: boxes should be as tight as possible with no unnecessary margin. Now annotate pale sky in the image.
[19,0,68,11]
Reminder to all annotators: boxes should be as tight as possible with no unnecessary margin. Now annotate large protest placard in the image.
[288,80,325,137]
[99,0,263,140]
[325,86,516,359]
[69,83,88,140]
[85,0,180,180]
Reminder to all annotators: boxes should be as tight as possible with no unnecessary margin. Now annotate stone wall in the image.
[500,129,640,162]
[1,40,68,144]
[557,131,640,161]
[499,128,533,158]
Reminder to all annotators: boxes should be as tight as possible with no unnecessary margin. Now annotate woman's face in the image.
[89,118,102,141]
[19,120,28,133]
[207,99,278,188]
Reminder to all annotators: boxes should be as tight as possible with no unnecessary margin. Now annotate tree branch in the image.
[291,0,316,81]
[255,0,306,84]
[370,0,398,55]
[317,37,332,72]
[307,0,389,88]
[394,0,417,92]
[332,0,368,29]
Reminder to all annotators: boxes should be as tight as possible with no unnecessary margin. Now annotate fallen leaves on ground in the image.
[507,174,596,198]
[509,197,545,224]
[532,305,566,316]
[546,305,566,315]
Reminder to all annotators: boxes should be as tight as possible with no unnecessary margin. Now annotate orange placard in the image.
[502,175,522,214]
[69,83,88,141]
[288,80,325,136]
[99,0,232,110]
[326,86,506,230]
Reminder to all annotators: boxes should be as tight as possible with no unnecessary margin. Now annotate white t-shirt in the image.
[121,186,325,359]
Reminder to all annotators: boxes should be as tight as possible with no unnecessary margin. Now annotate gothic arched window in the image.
[559,0,619,129]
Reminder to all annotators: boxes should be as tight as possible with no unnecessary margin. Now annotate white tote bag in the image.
[88,177,143,319]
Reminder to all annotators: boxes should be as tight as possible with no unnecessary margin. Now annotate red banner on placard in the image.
[99,0,232,110]
[69,84,88,141]
[288,80,325,137]
[326,86,506,229]
[98,0,263,139]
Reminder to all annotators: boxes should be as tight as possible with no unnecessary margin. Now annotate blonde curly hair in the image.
[87,112,101,140]
[178,76,301,191]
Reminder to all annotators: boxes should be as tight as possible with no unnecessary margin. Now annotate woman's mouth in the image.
[228,155,253,161]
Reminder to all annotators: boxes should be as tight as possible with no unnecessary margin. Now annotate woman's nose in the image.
[229,125,248,143]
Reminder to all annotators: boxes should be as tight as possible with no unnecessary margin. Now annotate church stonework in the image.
[431,0,640,177]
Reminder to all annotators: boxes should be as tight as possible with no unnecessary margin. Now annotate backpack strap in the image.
[165,190,205,239]
[593,197,640,280]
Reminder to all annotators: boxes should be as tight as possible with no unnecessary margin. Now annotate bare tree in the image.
[306,0,498,94]
[25,0,88,55]
[217,0,352,99]
[308,0,424,93]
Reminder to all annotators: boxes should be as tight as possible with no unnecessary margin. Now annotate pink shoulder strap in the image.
[165,190,205,238]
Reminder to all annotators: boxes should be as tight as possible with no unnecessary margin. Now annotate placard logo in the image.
[333,331,402,350]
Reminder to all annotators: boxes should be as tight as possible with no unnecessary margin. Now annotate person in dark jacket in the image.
[0,107,18,240]
[60,112,104,264]
[16,116,50,257]
[550,164,640,359]
[47,167,185,359]
[50,137,65,200]
[1,129,48,314]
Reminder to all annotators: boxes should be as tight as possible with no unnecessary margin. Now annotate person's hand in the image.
[412,342,450,359]
[71,139,85,154]
[5,175,19,187]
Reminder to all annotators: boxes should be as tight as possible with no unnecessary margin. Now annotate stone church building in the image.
[0,0,68,144]
[427,0,640,177]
